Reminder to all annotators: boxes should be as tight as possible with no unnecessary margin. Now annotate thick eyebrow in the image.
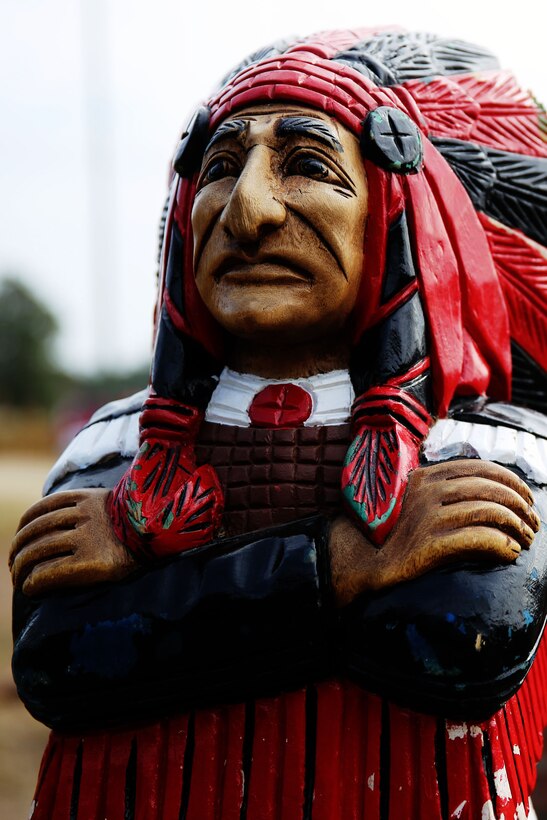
[275,116,343,152]
[204,119,248,153]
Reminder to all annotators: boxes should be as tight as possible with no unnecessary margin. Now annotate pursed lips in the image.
[213,254,314,285]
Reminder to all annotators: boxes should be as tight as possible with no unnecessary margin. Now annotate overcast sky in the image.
[2,0,546,375]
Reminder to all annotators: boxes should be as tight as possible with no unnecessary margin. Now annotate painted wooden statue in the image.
[10,27,547,819]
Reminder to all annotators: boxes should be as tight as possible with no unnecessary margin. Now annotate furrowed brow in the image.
[205,119,248,153]
[276,117,343,152]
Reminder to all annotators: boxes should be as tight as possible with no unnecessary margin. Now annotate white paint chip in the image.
[452,800,467,818]
[447,723,468,741]
[494,765,512,800]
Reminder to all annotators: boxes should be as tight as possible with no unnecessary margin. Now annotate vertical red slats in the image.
[495,710,526,815]
[279,689,307,818]
[445,722,493,818]
[75,733,110,819]
[467,724,494,818]
[389,706,441,819]
[519,680,543,765]
[32,733,64,820]
[103,730,135,820]
[362,691,382,819]
[217,703,245,820]
[134,722,165,820]
[246,696,282,820]
[414,714,442,818]
[340,683,369,820]
[506,697,536,796]
[187,708,224,820]
[49,735,81,820]
[444,721,471,819]
[313,682,344,820]
[159,715,189,820]
[486,715,518,818]
[246,690,307,820]
[387,706,414,819]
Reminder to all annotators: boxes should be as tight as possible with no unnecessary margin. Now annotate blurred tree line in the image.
[0,277,148,411]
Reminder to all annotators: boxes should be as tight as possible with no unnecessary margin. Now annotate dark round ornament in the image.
[361,107,423,174]
[173,106,211,178]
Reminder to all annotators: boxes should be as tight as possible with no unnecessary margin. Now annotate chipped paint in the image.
[367,773,374,791]
[470,725,483,739]
[523,609,534,626]
[481,800,496,819]
[513,744,521,755]
[452,800,467,818]
[447,723,468,740]
[494,765,512,800]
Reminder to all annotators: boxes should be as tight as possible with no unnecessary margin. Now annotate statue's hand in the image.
[330,459,540,607]
[9,489,137,597]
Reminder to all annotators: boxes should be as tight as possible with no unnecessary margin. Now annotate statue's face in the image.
[191,105,368,345]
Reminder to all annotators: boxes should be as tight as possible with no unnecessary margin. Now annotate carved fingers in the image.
[10,489,136,597]
[329,459,541,606]
[416,459,539,550]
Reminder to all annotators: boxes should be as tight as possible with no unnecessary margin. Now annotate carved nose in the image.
[219,150,286,243]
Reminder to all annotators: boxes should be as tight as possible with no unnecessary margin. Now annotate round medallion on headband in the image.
[173,106,211,178]
[361,107,423,174]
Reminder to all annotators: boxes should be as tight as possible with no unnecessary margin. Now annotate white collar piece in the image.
[205,367,355,427]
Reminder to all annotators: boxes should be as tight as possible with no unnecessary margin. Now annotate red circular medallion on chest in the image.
[248,383,313,428]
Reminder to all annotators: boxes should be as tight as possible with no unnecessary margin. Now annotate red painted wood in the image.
[444,721,472,819]
[187,708,224,820]
[217,704,245,820]
[314,682,344,819]
[103,731,134,820]
[32,734,63,820]
[76,733,110,819]
[479,212,547,373]
[486,715,518,818]
[415,142,511,407]
[388,707,442,819]
[248,383,312,428]
[404,77,479,142]
[506,697,537,800]
[52,735,81,820]
[246,697,283,820]
[339,683,369,819]
[279,690,307,818]
[158,715,189,820]
[455,71,547,158]
[246,690,306,820]
[362,691,382,818]
[134,723,164,820]
[465,724,493,819]
[495,710,526,815]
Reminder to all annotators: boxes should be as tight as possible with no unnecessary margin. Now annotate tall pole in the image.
[80,0,118,373]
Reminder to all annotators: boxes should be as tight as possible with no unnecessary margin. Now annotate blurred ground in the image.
[0,454,51,818]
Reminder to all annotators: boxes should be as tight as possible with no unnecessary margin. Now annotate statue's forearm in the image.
[12,516,336,731]
[339,482,547,719]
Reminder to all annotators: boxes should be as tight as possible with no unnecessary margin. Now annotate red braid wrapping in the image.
[342,383,433,545]
[109,396,223,560]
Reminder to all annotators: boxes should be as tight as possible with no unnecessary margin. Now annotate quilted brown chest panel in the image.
[196,422,351,535]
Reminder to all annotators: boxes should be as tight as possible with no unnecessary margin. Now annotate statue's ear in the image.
[173,106,211,178]
[361,107,423,174]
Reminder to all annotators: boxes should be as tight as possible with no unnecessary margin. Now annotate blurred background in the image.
[1,0,547,815]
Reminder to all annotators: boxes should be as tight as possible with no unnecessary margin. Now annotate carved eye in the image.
[203,156,239,183]
[289,156,330,180]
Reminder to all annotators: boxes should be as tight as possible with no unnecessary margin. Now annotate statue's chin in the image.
[207,281,353,347]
